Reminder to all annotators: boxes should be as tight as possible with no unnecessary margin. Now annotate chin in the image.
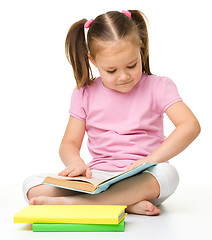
[117,82,136,93]
[116,86,134,93]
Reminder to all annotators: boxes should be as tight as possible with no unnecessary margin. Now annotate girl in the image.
[24,10,200,215]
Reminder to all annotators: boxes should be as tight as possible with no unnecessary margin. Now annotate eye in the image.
[127,63,137,69]
[107,69,116,74]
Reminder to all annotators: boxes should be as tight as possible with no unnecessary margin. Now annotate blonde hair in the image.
[65,10,151,89]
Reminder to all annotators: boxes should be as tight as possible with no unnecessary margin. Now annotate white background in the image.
[0,0,211,239]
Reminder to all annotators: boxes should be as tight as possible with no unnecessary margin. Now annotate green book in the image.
[32,218,125,232]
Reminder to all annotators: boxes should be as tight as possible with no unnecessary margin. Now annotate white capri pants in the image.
[23,162,179,206]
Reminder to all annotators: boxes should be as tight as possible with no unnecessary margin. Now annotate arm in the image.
[126,101,201,170]
[58,115,92,178]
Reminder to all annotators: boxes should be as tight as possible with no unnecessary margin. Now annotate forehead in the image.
[94,36,140,67]
[91,33,140,55]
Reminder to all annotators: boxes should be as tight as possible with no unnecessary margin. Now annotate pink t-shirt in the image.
[69,73,182,171]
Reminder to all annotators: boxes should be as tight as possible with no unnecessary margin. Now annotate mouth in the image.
[119,81,132,85]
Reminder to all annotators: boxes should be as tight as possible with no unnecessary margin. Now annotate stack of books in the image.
[14,205,127,232]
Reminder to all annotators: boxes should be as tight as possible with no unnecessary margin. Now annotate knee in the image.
[144,162,179,199]
[23,173,48,202]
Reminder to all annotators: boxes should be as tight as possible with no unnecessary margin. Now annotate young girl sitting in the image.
[24,10,200,215]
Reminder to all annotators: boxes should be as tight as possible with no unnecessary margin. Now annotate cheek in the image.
[104,76,116,86]
[100,73,115,87]
[100,70,113,82]
[136,69,142,79]
[131,69,142,81]
[133,64,142,79]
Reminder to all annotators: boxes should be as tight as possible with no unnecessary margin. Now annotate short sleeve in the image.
[69,87,86,121]
[154,77,182,113]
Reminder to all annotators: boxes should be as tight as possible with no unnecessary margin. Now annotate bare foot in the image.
[29,197,161,216]
[126,200,161,215]
[29,196,72,205]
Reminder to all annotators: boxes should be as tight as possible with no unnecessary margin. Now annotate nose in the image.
[118,71,130,83]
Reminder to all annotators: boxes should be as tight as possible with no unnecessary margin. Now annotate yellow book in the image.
[14,205,127,225]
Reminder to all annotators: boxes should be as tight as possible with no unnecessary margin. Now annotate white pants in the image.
[144,162,179,206]
[23,162,179,206]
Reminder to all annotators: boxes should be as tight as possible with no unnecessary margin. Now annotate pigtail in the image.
[129,10,151,75]
[65,19,94,89]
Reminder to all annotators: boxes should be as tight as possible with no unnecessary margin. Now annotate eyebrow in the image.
[127,58,138,65]
[105,58,138,69]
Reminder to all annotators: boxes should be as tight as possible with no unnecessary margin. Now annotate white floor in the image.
[2,181,212,240]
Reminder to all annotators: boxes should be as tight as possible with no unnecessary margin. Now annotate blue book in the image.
[43,163,157,194]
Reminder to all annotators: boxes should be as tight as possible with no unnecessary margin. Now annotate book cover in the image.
[32,218,125,232]
[43,163,157,194]
[14,205,127,225]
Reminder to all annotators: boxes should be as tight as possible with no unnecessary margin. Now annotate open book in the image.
[43,163,157,194]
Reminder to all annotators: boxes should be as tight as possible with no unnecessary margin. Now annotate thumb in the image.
[85,167,92,178]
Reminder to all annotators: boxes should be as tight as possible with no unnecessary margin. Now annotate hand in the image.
[58,158,92,179]
[125,158,151,172]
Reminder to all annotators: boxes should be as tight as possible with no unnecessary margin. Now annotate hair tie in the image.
[122,10,131,18]
[84,19,94,29]
[85,11,131,29]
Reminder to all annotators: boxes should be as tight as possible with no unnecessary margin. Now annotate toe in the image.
[145,201,155,212]
[144,201,161,215]
[146,207,161,216]
[29,196,46,205]
[29,198,36,205]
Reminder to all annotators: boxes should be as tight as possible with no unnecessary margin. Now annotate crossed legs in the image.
[27,172,161,215]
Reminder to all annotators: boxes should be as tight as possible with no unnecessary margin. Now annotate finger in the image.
[68,168,81,177]
[58,169,67,175]
[58,170,67,176]
[59,168,75,176]
[85,168,92,179]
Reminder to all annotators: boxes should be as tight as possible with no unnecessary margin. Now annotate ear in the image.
[88,53,97,67]
[140,40,143,48]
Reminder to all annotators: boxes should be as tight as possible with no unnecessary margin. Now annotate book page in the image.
[47,170,122,187]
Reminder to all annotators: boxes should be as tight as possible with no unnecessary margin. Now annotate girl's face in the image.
[89,37,142,93]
